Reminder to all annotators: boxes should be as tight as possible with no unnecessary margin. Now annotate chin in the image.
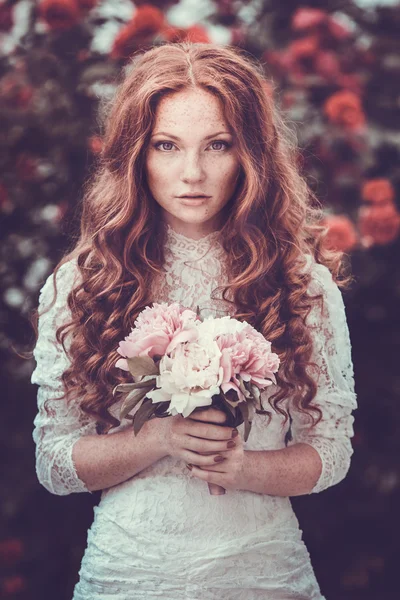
[168,207,216,222]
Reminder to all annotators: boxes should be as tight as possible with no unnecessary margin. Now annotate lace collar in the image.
[164,223,224,262]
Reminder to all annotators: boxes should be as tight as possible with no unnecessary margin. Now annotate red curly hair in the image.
[45,42,352,433]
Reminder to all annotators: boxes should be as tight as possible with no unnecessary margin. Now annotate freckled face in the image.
[144,87,241,239]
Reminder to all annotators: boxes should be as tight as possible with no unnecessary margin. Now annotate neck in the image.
[164,220,220,241]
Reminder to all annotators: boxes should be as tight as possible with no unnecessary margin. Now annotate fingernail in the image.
[214,455,225,463]
[227,440,236,448]
[232,429,239,438]
[186,464,193,470]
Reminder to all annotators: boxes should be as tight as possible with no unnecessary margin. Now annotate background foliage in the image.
[1,0,400,598]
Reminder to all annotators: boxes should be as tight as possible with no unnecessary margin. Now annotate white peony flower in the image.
[145,336,223,417]
[196,315,248,339]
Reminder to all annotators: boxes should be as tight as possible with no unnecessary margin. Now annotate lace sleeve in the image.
[31,261,97,496]
[288,261,357,494]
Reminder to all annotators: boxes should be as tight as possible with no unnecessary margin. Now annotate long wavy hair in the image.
[44,42,352,433]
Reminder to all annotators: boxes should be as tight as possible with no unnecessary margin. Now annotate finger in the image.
[187,423,236,441]
[183,450,227,467]
[189,408,227,424]
[185,436,237,454]
[194,463,228,473]
[189,465,227,485]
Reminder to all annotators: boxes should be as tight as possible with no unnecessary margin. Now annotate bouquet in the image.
[113,302,280,495]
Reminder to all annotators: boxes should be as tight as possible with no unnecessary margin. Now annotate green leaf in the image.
[243,379,253,393]
[237,375,251,399]
[113,383,138,397]
[220,396,237,419]
[238,402,252,442]
[120,388,150,420]
[250,384,263,410]
[133,398,158,436]
[126,356,159,379]
[125,378,157,390]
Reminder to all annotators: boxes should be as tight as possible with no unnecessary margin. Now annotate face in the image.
[145,87,241,239]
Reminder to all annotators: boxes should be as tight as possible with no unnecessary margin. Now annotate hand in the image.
[157,408,239,470]
[187,408,246,492]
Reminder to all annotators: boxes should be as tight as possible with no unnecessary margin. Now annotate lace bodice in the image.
[31,225,356,599]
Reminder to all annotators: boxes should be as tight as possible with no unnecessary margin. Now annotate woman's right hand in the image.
[153,409,238,468]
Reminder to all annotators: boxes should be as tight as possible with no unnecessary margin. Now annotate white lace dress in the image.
[31,225,357,600]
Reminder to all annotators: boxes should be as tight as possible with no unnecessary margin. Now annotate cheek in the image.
[145,154,173,192]
[215,160,240,192]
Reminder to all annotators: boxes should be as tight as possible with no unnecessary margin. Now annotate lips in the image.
[179,196,209,205]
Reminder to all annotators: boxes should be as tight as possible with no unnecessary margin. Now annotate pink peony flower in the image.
[216,333,251,400]
[240,326,280,386]
[115,304,280,416]
[116,302,198,370]
[215,324,280,401]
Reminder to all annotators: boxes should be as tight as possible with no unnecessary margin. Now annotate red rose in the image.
[111,6,165,59]
[292,8,327,31]
[132,5,165,31]
[289,35,320,60]
[323,90,366,131]
[184,25,210,44]
[39,0,82,31]
[361,178,395,207]
[358,203,400,247]
[321,214,358,253]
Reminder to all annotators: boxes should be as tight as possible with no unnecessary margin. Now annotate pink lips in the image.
[179,196,209,205]
[179,195,210,205]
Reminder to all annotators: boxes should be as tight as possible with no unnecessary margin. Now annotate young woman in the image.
[32,42,357,599]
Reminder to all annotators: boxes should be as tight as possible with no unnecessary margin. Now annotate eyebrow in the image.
[151,131,232,140]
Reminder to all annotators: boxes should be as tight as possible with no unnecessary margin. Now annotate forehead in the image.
[152,88,229,134]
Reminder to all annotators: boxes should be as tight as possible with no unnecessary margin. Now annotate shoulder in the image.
[38,258,80,312]
[300,254,338,296]
[300,255,345,325]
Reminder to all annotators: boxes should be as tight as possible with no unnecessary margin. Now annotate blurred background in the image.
[1,0,400,598]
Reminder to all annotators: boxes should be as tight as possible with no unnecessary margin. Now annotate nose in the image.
[179,151,205,183]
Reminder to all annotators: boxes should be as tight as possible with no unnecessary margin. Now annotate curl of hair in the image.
[43,42,353,434]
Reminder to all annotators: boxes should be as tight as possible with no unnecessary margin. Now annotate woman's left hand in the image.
[187,408,246,491]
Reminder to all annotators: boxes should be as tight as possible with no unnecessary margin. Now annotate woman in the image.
[32,42,357,599]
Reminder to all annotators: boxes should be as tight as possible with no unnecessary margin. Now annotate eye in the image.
[209,140,231,151]
[154,141,175,152]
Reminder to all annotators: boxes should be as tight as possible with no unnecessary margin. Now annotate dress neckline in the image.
[165,223,221,244]
[164,223,223,260]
